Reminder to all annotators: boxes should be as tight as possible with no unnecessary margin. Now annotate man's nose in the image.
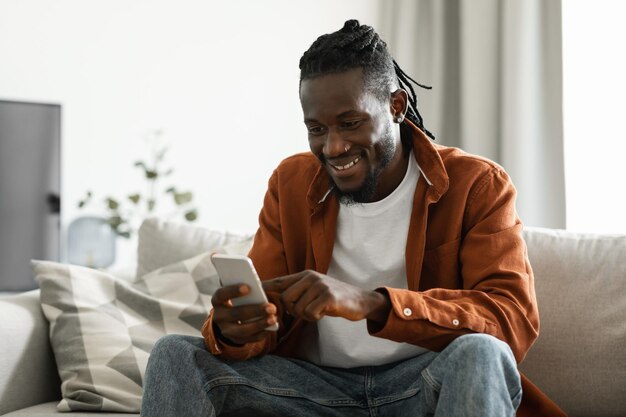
[323,129,349,157]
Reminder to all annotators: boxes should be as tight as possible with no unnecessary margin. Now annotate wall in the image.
[562,0,626,234]
[0,0,382,267]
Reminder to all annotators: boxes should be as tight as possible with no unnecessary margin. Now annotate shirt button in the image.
[452,319,460,326]
[403,307,412,316]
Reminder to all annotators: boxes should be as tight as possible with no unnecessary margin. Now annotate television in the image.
[0,99,61,291]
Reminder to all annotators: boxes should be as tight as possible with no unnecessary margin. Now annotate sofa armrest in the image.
[521,227,626,416]
[0,290,61,415]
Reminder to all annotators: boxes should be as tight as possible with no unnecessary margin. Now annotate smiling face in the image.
[300,68,408,204]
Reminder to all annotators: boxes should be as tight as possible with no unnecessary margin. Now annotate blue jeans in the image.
[141,333,521,417]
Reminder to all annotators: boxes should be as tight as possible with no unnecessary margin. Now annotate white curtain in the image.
[378,0,565,229]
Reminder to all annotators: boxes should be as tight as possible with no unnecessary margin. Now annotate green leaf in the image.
[165,186,176,193]
[117,231,131,239]
[173,191,193,205]
[147,199,155,212]
[184,209,197,221]
[106,198,119,210]
[107,215,123,228]
[134,161,146,168]
[145,170,158,179]
[77,191,93,209]
[128,194,141,204]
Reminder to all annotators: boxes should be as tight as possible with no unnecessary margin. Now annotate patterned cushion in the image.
[135,217,253,277]
[32,238,252,412]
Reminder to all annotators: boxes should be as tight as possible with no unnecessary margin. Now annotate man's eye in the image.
[342,120,361,129]
[307,126,325,135]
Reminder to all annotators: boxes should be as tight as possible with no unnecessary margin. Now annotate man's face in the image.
[300,68,405,204]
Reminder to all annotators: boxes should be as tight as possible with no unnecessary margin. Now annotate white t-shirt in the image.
[302,151,429,368]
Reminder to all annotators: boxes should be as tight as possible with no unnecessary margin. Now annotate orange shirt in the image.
[202,121,565,417]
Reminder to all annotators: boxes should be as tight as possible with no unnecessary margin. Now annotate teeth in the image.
[332,156,360,171]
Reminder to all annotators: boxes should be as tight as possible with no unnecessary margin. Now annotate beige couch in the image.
[1,225,625,416]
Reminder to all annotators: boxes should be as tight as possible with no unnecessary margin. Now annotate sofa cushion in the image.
[0,401,136,416]
[520,227,626,417]
[135,217,253,277]
[0,291,60,415]
[32,237,252,413]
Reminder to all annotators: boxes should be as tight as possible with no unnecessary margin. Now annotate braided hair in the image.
[299,19,434,144]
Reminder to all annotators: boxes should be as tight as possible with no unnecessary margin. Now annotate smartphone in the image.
[210,254,279,331]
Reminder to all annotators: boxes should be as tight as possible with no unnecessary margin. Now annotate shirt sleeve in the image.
[368,167,539,363]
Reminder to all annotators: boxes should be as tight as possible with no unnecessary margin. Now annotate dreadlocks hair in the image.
[299,19,435,146]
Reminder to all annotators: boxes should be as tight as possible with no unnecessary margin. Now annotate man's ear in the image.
[390,89,409,122]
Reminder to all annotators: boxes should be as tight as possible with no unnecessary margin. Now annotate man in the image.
[142,20,564,416]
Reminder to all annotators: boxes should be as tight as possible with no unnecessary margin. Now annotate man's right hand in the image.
[210,284,278,345]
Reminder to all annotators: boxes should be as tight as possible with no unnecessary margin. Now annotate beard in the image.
[321,124,397,205]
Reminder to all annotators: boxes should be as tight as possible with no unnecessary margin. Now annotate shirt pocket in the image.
[420,238,462,291]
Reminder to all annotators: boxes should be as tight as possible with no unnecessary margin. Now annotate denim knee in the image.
[150,334,182,358]
[148,334,208,375]
[420,334,522,416]
[143,335,217,417]
[448,333,515,364]
[151,334,202,353]
[443,334,521,394]
[144,335,211,394]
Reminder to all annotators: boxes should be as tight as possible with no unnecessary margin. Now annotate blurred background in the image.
[1,0,624,289]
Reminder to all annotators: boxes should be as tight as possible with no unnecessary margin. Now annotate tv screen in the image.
[0,99,61,291]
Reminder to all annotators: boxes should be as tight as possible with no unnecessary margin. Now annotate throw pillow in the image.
[33,238,252,412]
[135,217,254,277]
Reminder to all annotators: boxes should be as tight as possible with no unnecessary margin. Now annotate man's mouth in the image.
[328,155,361,171]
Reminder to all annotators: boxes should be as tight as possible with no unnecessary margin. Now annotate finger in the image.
[262,272,306,293]
[281,274,319,314]
[302,296,330,321]
[291,282,326,319]
[213,303,276,325]
[220,315,279,344]
[211,284,249,306]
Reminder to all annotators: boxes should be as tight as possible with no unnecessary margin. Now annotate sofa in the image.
[1,220,625,417]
